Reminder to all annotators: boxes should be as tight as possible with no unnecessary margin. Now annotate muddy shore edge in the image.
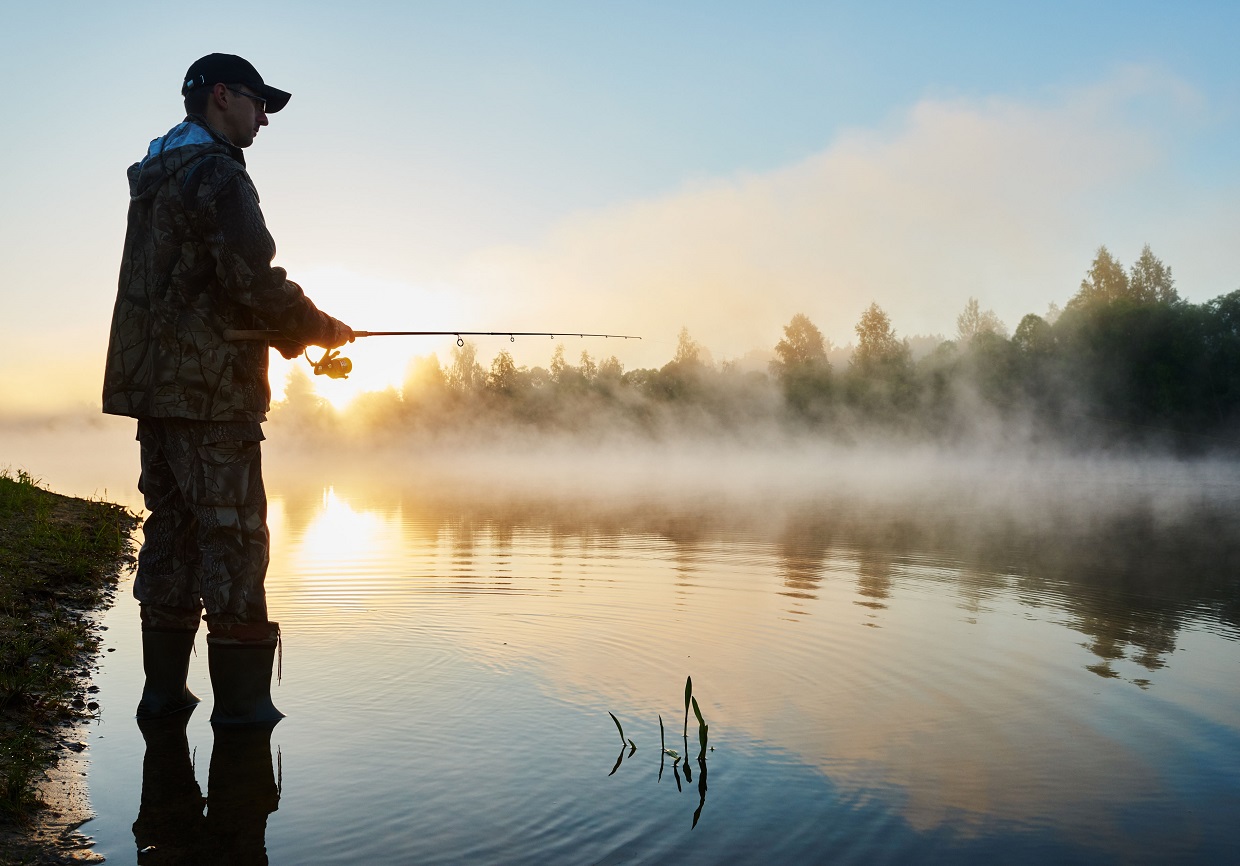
[0,469,140,865]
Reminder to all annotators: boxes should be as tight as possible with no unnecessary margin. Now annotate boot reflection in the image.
[133,710,206,863]
[201,725,282,865]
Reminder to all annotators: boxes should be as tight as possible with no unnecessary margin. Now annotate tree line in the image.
[275,245,1240,450]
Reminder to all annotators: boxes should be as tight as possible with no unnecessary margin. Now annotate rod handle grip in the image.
[223,329,371,341]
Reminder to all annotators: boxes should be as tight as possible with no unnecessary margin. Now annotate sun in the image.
[265,264,475,411]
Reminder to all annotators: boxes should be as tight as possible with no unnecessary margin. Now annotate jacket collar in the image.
[184,114,246,167]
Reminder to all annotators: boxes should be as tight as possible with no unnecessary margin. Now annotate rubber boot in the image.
[136,629,201,720]
[207,622,285,727]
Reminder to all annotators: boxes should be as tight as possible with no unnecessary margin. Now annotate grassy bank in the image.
[0,468,138,850]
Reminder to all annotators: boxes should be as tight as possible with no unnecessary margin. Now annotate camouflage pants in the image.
[135,418,269,630]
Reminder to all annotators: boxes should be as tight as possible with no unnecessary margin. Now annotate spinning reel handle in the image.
[311,349,353,379]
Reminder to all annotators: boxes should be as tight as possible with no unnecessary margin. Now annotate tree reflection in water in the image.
[276,472,1240,684]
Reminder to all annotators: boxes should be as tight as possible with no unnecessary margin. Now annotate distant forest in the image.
[275,245,1240,451]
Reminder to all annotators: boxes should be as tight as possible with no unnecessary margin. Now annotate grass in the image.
[0,468,138,820]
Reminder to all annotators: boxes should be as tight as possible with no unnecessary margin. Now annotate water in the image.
[5,422,1240,863]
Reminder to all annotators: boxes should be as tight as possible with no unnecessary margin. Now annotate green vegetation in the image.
[0,468,138,820]
[683,674,693,739]
[280,245,1240,451]
[608,711,635,752]
[608,676,712,826]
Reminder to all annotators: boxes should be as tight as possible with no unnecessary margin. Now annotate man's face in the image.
[216,83,269,147]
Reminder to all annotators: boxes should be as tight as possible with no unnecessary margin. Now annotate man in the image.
[103,53,351,725]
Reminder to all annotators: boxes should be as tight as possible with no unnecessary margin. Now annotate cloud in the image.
[459,66,1215,365]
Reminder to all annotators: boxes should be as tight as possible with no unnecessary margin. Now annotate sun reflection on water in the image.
[266,487,417,616]
[296,487,389,569]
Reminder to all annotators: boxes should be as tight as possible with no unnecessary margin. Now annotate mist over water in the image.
[6,408,1240,531]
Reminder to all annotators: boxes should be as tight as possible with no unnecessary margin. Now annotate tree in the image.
[955,297,1008,343]
[579,350,598,383]
[651,327,711,402]
[598,356,624,380]
[271,365,335,430]
[446,340,485,393]
[771,313,829,374]
[549,344,570,383]
[1012,314,1053,355]
[403,353,446,402]
[1129,244,1178,304]
[852,303,908,372]
[486,350,519,393]
[847,303,913,417]
[770,313,832,420]
[674,326,706,367]
[549,344,587,389]
[1067,246,1130,310]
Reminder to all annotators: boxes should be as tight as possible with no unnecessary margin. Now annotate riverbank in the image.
[0,468,139,864]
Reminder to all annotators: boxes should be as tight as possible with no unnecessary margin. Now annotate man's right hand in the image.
[321,316,354,349]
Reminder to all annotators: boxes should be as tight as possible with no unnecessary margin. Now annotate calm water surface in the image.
[7,426,1239,864]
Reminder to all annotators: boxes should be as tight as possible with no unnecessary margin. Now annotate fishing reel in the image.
[306,347,353,379]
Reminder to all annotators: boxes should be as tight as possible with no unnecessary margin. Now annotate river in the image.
[4,418,1239,863]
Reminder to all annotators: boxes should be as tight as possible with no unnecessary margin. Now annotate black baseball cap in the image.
[181,53,292,113]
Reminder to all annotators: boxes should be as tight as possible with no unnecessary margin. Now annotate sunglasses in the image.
[226,86,267,114]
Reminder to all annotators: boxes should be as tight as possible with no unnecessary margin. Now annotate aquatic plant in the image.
[609,676,710,826]
[607,712,636,775]
[691,696,708,754]
[608,711,636,751]
[683,675,692,738]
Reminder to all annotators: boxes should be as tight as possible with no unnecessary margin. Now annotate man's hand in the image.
[321,316,355,350]
[271,338,305,360]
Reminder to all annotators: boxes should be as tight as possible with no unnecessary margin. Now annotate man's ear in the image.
[211,82,230,108]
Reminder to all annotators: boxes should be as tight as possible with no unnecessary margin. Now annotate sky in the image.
[2,1,1239,413]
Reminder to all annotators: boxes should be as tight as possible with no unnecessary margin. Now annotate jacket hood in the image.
[128,117,244,200]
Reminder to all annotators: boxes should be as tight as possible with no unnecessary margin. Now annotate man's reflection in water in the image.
[133,713,204,860]
[203,727,282,863]
[133,711,281,864]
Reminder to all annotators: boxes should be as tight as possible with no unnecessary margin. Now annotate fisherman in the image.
[103,53,352,725]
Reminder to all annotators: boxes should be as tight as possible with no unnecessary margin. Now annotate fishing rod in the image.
[222,328,642,380]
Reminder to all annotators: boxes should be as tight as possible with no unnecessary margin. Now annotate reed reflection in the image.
[133,712,281,864]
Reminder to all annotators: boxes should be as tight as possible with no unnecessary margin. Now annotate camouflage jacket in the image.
[103,117,338,421]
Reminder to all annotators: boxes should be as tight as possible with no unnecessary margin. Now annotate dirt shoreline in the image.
[0,472,139,864]
[0,740,105,865]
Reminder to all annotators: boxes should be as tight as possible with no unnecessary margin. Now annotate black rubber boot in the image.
[207,623,285,727]
[136,628,201,720]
